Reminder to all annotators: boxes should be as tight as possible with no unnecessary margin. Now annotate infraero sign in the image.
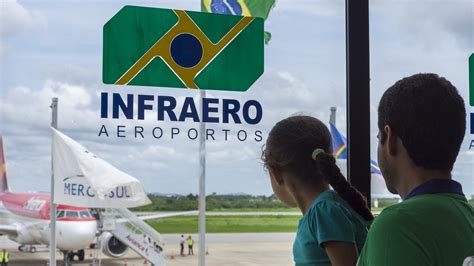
[99,6,265,142]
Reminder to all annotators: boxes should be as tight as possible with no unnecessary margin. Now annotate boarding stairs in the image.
[101,208,166,265]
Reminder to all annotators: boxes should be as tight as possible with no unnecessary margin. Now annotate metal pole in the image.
[50,97,58,265]
[330,107,337,126]
[198,4,208,263]
[198,90,206,266]
[345,0,371,204]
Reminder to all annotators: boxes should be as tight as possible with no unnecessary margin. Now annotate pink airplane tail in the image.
[0,136,9,193]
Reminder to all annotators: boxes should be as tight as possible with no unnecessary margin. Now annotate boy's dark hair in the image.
[378,73,466,171]
[262,116,374,221]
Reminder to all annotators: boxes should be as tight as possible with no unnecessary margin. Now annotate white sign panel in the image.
[52,128,151,208]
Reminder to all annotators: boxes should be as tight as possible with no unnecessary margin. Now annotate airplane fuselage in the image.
[0,191,97,251]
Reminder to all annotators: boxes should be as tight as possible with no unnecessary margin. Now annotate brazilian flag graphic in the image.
[103,6,264,91]
[202,0,276,44]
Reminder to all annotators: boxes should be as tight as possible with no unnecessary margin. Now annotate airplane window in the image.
[66,211,79,218]
[56,210,65,218]
[80,211,91,218]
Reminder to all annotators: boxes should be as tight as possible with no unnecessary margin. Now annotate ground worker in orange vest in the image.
[0,249,9,266]
[187,236,194,255]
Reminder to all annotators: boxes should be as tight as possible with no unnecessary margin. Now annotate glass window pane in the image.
[56,210,65,218]
[80,211,91,218]
[370,0,473,208]
[66,211,79,218]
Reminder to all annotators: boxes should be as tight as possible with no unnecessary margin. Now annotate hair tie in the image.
[311,148,325,160]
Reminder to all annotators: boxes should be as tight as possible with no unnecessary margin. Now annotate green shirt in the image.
[359,193,474,266]
[293,190,369,266]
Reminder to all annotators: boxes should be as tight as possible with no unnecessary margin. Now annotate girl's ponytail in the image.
[314,151,374,221]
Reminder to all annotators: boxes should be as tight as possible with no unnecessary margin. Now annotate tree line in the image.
[131,193,287,211]
[132,194,474,212]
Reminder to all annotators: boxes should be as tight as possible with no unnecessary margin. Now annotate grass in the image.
[146,215,300,234]
[208,208,300,212]
[145,207,389,234]
[371,207,385,213]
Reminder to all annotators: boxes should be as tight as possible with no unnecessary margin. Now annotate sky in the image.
[0,0,473,196]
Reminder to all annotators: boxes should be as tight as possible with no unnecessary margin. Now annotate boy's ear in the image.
[268,167,284,186]
[385,125,398,156]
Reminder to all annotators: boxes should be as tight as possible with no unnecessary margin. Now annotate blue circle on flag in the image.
[170,33,203,68]
[211,0,243,15]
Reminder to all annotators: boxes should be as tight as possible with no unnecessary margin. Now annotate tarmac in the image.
[1,233,295,266]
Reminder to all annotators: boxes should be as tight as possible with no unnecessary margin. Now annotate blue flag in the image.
[329,123,382,175]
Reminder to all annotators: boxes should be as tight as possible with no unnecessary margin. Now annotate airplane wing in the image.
[0,224,18,236]
[137,210,199,221]
[113,210,198,223]
[118,210,198,222]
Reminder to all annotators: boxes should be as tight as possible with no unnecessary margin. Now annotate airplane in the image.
[0,137,96,261]
[0,136,197,263]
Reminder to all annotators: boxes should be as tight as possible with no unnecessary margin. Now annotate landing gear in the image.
[61,249,85,265]
[77,249,85,261]
[62,250,72,266]
[18,245,37,253]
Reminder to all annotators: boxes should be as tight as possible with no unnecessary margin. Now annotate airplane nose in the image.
[56,220,97,250]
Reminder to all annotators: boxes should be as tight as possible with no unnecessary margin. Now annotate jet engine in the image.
[101,232,128,258]
[8,223,37,245]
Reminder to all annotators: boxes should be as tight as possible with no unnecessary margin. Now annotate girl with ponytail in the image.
[262,115,373,266]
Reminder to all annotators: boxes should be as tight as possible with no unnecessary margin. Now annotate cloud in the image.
[45,64,102,87]
[1,69,327,195]
[208,144,258,162]
[273,0,344,17]
[0,80,97,134]
[3,66,471,195]
[371,0,472,49]
[1,0,472,196]
[0,0,46,59]
[0,0,45,37]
